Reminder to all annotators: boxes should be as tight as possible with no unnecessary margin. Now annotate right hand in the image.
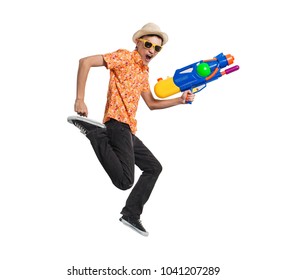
[74,99,88,117]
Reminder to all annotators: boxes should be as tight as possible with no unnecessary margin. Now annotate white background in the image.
[1,0,285,279]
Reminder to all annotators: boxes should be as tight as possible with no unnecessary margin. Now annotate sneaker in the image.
[119,215,149,237]
[67,116,106,135]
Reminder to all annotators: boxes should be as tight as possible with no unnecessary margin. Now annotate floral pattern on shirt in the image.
[102,49,150,134]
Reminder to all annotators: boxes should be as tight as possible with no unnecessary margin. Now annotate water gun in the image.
[154,53,239,103]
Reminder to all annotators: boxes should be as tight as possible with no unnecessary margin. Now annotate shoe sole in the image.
[67,116,106,129]
[120,218,149,237]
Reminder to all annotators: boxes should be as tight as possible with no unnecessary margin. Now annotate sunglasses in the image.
[138,39,163,52]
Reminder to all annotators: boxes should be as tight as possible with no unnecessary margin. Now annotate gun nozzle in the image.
[226,54,235,65]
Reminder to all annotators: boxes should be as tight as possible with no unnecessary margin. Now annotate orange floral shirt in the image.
[102,49,150,134]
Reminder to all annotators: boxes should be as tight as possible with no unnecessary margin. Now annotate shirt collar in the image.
[132,50,149,71]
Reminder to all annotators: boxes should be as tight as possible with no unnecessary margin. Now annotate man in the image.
[68,23,194,236]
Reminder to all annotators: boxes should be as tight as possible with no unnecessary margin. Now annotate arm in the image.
[141,89,195,110]
[74,55,107,117]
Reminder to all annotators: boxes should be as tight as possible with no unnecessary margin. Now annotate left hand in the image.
[181,90,195,104]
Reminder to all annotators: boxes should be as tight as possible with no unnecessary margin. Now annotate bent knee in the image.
[113,178,134,191]
[152,161,163,176]
[119,183,133,191]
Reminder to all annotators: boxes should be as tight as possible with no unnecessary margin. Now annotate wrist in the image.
[178,96,185,104]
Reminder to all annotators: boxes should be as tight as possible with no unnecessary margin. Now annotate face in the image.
[136,35,163,65]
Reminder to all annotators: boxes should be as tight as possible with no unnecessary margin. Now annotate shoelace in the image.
[74,122,87,135]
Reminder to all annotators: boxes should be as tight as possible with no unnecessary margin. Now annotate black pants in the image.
[86,119,162,219]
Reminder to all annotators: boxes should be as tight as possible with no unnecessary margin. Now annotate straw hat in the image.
[132,23,168,45]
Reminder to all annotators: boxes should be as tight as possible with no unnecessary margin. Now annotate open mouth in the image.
[145,54,153,62]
